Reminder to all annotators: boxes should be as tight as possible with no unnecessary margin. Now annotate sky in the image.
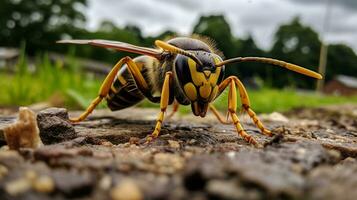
[86,0,357,52]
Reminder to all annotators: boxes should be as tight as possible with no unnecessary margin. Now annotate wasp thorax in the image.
[174,52,225,117]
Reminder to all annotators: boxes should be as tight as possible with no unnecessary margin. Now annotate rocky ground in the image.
[0,104,357,200]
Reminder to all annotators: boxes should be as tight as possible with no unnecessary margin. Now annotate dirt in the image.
[0,104,357,200]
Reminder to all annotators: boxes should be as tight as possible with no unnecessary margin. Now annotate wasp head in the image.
[174,52,225,117]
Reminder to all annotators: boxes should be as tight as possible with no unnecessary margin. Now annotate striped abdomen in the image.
[106,56,150,111]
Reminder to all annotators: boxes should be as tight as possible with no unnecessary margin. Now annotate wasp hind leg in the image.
[146,72,172,143]
[209,104,230,124]
[166,100,179,120]
[70,56,152,123]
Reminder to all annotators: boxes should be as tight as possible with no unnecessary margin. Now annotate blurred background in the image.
[1,0,357,113]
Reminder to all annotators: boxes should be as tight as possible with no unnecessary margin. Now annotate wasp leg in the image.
[70,56,153,122]
[232,77,272,137]
[217,76,272,137]
[146,72,172,143]
[227,79,260,147]
[209,104,230,124]
[166,100,179,119]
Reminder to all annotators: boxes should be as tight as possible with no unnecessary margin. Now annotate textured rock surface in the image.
[36,107,76,144]
[0,105,357,200]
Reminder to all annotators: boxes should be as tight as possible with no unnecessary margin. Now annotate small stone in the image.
[206,180,244,199]
[129,137,140,145]
[100,141,114,147]
[226,151,236,159]
[99,175,112,190]
[52,169,94,197]
[5,178,32,196]
[154,153,184,173]
[0,150,24,168]
[260,112,289,123]
[33,176,55,193]
[327,149,341,162]
[25,170,37,182]
[110,179,143,200]
[183,151,193,159]
[188,139,197,144]
[0,164,8,179]
[3,107,43,150]
[37,107,76,144]
[168,140,180,149]
[34,145,92,162]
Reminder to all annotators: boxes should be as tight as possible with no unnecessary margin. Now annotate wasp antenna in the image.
[155,40,203,66]
[216,57,323,80]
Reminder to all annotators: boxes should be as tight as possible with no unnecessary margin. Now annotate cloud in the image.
[86,0,357,52]
[288,0,357,11]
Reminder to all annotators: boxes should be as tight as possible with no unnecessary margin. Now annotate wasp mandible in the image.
[58,37,322,147]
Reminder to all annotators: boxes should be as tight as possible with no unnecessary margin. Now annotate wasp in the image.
[58,36,322,147]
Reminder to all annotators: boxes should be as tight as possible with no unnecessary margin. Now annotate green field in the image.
[1,55,356,113]
[213,88,357,113]
[0,53,102,109]
[140,88,357,114]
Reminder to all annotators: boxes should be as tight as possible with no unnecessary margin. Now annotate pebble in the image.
[33,176,55,193]
[226,151,236,159]
[5,178,32,196]
[260,112,289,123]
[100,141,114,147]
[99,175,112,190]
[168,140,180,149]
[110,179,143,200]
[154,153,184,173]
[25,170,37,182]
[206,180,245,199]
[0,164,8,179]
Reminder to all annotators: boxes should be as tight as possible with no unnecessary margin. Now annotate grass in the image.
[212,88,357,113]
[0,50,102,109]
[138,88,357,114]
[0,48,356,113]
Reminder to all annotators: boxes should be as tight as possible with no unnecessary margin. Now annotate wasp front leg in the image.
[227,79,260,146]
[217,76,272,137]
[216,76,271,147]
[146,72,172,143]
[232,77,272,137]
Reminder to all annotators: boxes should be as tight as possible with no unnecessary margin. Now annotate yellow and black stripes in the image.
[106,56,161,111]
[107,79,144,111]
[70,57,135,122]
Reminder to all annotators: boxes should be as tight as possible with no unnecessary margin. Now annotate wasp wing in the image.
[57,39,162,59]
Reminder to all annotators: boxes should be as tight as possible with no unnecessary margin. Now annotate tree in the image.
[326,44,357,80]
[192,15,240,76]
[270,17,321,88]
[0,0,87,54]
[192,15,236,58]
[235,35,266,78]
